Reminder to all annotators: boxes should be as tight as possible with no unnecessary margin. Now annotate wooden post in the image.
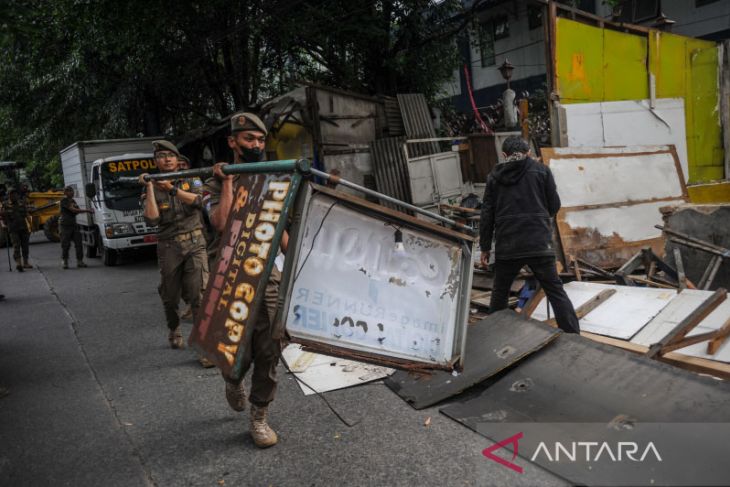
[519,98,530,141]
[647,288,727,359]
[674,247,687,290]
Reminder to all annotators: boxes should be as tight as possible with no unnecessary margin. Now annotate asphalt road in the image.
[0,235,567,487]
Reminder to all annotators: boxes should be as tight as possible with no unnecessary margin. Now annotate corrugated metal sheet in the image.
[370,136,412,208]
[380,96,405,137]
[397,94,438,157]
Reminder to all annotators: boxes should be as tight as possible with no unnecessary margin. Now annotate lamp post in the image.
[499,59,518,128]
[499,58,515,89]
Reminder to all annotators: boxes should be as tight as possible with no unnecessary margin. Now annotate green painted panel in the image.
[555,18,604,103]
[650,31,686,98]
[555,19,724,183]
[603,29,648,101]
[686,39,722,182]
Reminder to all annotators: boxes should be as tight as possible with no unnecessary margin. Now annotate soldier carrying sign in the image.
[139,140,213,367]
[201,112,286,448]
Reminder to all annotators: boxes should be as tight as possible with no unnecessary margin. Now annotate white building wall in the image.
[469,2,546,92]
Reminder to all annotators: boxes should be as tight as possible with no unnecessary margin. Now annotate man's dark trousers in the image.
[490,256,580,333]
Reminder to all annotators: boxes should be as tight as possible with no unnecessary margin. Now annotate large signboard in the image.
[279,185,473,370]
[191,172,301,380]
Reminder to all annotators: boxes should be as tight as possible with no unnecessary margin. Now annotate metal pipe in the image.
[115,159,309,184]
[310,168,473,234]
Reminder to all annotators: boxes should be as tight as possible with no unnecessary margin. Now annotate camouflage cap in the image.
[152,140,181,157]
[230,112,267,135]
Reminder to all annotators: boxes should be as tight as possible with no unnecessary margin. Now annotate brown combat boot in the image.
[77,261,87,268]
[224,380,247,412]
[168,328,184,349]
[198,355,215,368]
[249,404,278,448]
[22,259,32,269]
[15,259,23,272]
[62,260,69,269]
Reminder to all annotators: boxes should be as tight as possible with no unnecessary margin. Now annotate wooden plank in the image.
[583,331,730,379]
[647,288,727,358]
[575,257,614,278]
[699,255,722,289]
[703,256,723,290]
[674,247,687,290]
[708,316,730,355]
[615,250,643,286]
[627,276,677,290]
[521,287,544,318]
[661,330,721,354]
[546,289,616,327]
[572,255,582,281]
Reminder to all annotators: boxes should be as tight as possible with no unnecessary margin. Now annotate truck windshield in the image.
[100,158,158,211]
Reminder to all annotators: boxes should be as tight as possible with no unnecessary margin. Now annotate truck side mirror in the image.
[85,183,97,199]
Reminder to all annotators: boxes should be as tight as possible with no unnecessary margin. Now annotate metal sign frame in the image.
[276,183,474,371]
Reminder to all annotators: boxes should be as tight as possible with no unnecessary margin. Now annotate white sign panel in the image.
[282,190,471,368]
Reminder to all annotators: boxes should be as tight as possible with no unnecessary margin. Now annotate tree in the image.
[0,0,483,188]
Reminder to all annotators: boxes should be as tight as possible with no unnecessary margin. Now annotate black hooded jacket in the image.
[479,156,561,260]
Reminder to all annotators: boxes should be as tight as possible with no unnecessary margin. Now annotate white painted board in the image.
[631,290,730,363]
[562,199,686,243]
[532,282,677,340]
[407,151,463,206]
[282,344,394,395]
[550,153,685,207]
[562,98,689,181]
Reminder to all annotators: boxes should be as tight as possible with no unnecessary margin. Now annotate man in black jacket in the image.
[479,136,579,333]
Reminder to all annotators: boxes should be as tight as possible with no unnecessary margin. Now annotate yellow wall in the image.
[555,18,723,183]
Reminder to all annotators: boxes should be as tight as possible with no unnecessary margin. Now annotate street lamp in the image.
[498,58,515,89]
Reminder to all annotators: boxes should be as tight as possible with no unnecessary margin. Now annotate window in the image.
[528,5,543,30]
[493,16,510,40]
[479,22,495,67]
[615,0,661,23]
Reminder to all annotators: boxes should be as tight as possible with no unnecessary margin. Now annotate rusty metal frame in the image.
[276,182,474,371]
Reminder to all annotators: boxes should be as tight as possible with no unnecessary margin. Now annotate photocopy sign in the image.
[283,191,472,368]
[191,172,299,380]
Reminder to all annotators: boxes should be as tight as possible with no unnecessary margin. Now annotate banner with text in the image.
[190,172,299,380]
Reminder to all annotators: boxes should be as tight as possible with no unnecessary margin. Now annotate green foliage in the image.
[0,0,473,188]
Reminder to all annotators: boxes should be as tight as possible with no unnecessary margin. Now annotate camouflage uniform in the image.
[144,177,209,333]
[1,196,30,271]
[202,175,283,407]
[59,196,84,263]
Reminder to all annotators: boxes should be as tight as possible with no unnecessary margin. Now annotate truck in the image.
[60,138,160,266]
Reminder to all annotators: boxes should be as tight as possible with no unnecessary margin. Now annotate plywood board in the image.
[632,290,730,363]
[531,282,676,340]
[282,344,394,395]
[440,332,730,486]
[563,98,689,181]
[543,145,687,268]
[385,311,559,410]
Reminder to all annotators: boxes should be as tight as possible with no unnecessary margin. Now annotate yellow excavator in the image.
[0,161,64,247]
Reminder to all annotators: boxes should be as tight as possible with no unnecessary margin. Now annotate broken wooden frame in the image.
[542,146,688,269]
[276,183,475,371]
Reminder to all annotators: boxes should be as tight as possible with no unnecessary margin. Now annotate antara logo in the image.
[482,432,524,474]
[531,441,663,463]
[483,433,663,473]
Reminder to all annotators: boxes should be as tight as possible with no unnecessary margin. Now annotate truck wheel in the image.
[102,245,118,266]
[43,216,61,242]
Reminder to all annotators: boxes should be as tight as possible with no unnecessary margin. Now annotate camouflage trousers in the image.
[223,267,283,407]
[60,225,83,261]
[9,229,29,261]
[157,233,209,331]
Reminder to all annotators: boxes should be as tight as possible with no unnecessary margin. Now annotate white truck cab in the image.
[60,138,162,265]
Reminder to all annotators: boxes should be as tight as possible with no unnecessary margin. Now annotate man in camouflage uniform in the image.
[202,112,284,448]
[0,188,32,271]
[139,140,212,367]
[59,186,92,269]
